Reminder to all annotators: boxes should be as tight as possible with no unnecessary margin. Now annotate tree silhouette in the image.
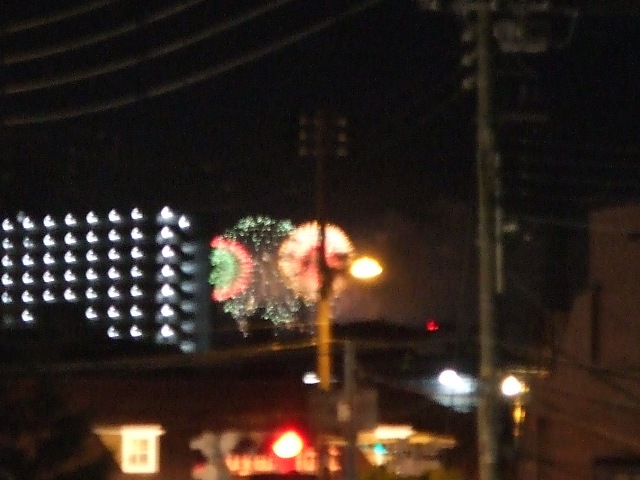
[0,376,115,480]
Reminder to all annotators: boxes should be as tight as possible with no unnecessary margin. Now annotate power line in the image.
[2,0,118,35]
[3,0,297,93]
[3,0,209,65]
[2,0,387,125]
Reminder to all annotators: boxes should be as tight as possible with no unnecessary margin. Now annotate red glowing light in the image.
[272,430,304,459]
[426,318,440,332]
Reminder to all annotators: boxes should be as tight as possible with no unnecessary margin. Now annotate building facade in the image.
[518,204,640,480]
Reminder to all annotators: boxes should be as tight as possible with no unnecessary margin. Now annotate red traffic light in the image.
[425,318,440,332]
[272,430,304,459]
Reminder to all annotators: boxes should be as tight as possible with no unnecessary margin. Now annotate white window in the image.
[121,425,164,474]
[95,424,164,475]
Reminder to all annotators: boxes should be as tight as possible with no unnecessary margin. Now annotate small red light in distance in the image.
[426,318,440,332]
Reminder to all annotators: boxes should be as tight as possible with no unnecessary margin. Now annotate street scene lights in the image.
[501,375,528,439]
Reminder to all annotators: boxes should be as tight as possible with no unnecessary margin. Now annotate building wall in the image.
[521,204,640,480]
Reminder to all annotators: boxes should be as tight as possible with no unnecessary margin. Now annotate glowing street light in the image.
[350,256,383,280]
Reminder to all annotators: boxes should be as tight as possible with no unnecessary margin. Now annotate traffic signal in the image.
[271,429,305,459]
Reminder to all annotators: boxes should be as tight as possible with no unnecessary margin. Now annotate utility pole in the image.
[299,111,348,391]
[475,3,500,480]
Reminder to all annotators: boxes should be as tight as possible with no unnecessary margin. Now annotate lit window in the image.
[159,226,174,241]
[108,209,122,223]
[130,285,143,298]
[86,307,98,320]
[64,232,77,245]
[86,268,99,281]
[22,272,34,285]
[160,324,175,338]
[131,228,144,241]
[131,208,144,221]
[2,219,14,232]
[107,326,121,338]
[108,248,121,261]
[131,247,144,260]
[64,251,78,264]
[21,254,35,267]
[86,231,99,243]
[21,309,34,323]
[64,213,78,226]
[64,270,78,283]
[1,274,13,286]
[43,253,56,265]
[160,284,175,298]
[86,287,98,300]
[130,266,143,278]
[108,267,121,280]
[130,325,143,338]
[161,245,176,259]
[86,211,99,225]
[43,234,56,247]
[2,292,12,304]
[22,216,35,230]
[23,237,35,249]
[159,206,174,221]
[86,250,99,262]
[93,424,164,475]
[43,289,55,302]
[130,305,143,318]
[2,238,14,250]
[107,306,121,319]
[43,271,55,283]
[63,288,77,301]
[108,229,122,242]
[22,291,34,303]
[160,265,175,279]
[43,215,56,229]
[178,215,190,230]
[160,304,175,318]
[108,286,121,299]
[1,256,13,268]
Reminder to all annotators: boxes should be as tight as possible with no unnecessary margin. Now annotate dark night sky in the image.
[1,1,640,332]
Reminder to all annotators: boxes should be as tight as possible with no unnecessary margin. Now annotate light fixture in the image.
[86,287,98,300]
[130,305,143,318]
[86,307,98,320]
[21,309,34,322]
[131,208,144,221]
[64,251,78,264]
[130,285,143,297]
[21,272,34,284]
[43,271,55,283]
[107,306,121,319]
[131,247,144,259]
[131,227,144,241]
[108,248,121,261]
[1,256,13,268]
[64,270,78,283]
[108,286,121,299]
[86,250,99,262]
[42,289,55,302]
[22,237,35,249]
[130,325,143,337]
[2,238,14,250]
[108,267,121,280]
[22,291,34,303]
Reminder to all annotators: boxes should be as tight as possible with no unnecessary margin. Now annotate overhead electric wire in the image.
[3,0,387,125]
[2,0,118,35]
[3,0,209,65]
[4,0,297,93]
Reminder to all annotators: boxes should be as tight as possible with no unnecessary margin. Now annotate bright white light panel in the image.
[0,207,198,352]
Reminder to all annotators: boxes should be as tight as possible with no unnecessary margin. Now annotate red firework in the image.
[209,236,254,302]
[277,221,354,303]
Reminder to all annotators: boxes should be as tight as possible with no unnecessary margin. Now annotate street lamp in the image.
[316,253,382,390]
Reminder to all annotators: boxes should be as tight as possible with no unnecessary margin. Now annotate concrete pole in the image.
[475,2,501,480]
[312,111,333,392]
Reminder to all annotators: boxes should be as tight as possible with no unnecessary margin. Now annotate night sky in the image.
[1,1,640,334]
